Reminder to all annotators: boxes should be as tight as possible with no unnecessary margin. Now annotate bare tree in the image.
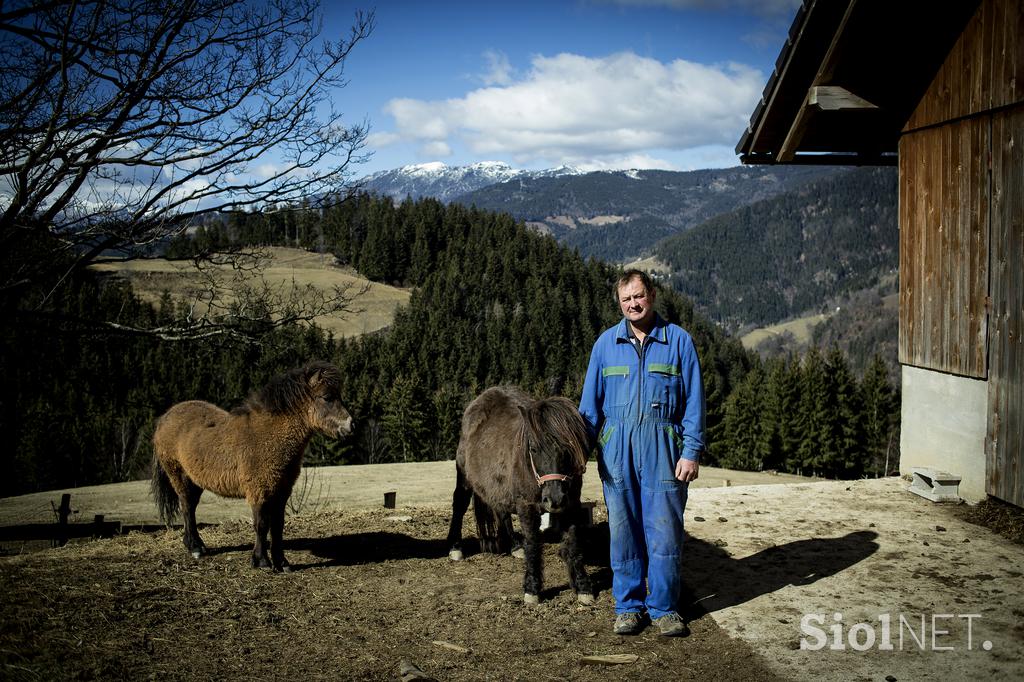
[0,0,373,338]
[112,416,144,481]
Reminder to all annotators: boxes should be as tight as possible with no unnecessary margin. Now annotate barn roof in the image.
[736,0,980,166]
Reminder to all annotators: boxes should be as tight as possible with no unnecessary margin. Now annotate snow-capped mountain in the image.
[357,161,583,203]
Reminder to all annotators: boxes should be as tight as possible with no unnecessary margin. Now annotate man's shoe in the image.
[653,612,688,637]
[613,612,645,635]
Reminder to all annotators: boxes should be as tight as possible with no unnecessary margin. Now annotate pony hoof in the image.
[523,593,540,605]
[190,550,203,559]
[577,593,595,605]
[448,549,464,561]
[511,547,526,560]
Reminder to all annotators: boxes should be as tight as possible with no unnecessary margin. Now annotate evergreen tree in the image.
[797,347,829,476]
[824,345,863,478]
[860,353,900,476]
[759,356,801,471]
[716,366,765,470]
[381,375,430,462]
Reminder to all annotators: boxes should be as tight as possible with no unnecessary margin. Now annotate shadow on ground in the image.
[681,530,879,617]
[285,531,452,570]
[579,523,879,618]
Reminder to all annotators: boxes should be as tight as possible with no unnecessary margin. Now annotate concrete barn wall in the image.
[900,365,988,502]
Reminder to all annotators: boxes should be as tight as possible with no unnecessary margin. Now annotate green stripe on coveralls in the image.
[599,426,615,447]
[602,366,629,377]
[665,426,685,448]
[648,363,679,375]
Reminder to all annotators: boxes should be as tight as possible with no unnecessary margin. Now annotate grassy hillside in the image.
[741,312,830,349]
[90,247,410,337]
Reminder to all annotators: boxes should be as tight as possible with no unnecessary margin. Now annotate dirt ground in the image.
[0,506,780,681]
[2,466,1023,681]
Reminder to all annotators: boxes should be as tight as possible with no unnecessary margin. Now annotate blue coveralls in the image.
[579,314,705,618]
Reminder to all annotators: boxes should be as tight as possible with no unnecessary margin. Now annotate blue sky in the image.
[323,0,802,176]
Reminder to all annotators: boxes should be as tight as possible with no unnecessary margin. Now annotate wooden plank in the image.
[990,0,1023,109]
[906,0,1022,131]
[971,118,990,373]
[898,120,988,377]
[0,520,122,542]
[899,135,913,363]
[809,85,879,110]
[777,101,815,163]
[987,104,1024,507]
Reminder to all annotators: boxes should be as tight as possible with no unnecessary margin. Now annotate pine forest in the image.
[1,193,900,497]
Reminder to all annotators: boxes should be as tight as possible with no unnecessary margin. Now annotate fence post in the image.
[56,494,72,547]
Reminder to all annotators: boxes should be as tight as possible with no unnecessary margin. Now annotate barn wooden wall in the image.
[898,118,989,377]
[987,105,1024,507]
[904,0,1023,132]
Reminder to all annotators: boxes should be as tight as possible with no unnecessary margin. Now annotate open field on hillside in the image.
[741,312,830,349]
[741,290,899,351]
[90,247,411,337]
[0,462,811,528]
[622,256,671,275]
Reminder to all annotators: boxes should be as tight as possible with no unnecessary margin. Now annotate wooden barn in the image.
[736,0,1022,506]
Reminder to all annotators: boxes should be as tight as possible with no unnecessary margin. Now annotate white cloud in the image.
[672,144,745,170]
[419,140,452,157]
[366,131,401,147]
[382,51,762,169]
[481,49,514,86]
[252,162,285,180]
[571,153,678,172]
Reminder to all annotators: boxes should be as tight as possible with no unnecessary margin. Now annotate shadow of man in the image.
[681,530,880,619]
[581,523,879,618]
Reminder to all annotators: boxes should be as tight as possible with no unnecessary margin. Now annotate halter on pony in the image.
[518,398,588,487]
[528,448,573,486]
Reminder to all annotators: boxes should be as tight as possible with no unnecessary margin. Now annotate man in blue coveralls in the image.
[579,269,705,636]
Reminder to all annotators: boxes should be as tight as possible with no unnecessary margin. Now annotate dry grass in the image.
[621,256,671,274]
[90,247,411,337]
[740,312,829,349]
[957,497,1024,545]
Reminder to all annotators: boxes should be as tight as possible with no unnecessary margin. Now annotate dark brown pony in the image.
[151,361,352,571]
[446,385,594,604]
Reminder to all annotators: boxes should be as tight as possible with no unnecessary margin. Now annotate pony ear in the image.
[307,368,324,388]
[517,404,529,422]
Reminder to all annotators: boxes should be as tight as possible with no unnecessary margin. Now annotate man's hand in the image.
[675,457,699,483]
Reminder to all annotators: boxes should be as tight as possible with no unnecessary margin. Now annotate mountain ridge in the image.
[655,166,899,333]
[360,162,842,261]
[357,161,584,203]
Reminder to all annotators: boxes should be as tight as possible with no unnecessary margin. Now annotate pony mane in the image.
[518,396,591,474]
[237,361,342,416]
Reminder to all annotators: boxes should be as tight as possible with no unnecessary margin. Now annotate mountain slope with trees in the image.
[3,192,902,497]
[451,165,839,261]
[655,167,898,332]
[2,195,752,496]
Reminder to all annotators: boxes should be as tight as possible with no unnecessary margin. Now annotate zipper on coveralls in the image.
[636,336,647,424]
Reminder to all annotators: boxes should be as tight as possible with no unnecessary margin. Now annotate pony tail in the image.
[473,494,512,554]
[151,456,179,525]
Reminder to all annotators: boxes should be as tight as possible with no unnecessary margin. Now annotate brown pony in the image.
[446,385,594,605]
[151,361,352,571]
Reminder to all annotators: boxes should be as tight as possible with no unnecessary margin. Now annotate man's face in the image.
[617,277,655,327]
